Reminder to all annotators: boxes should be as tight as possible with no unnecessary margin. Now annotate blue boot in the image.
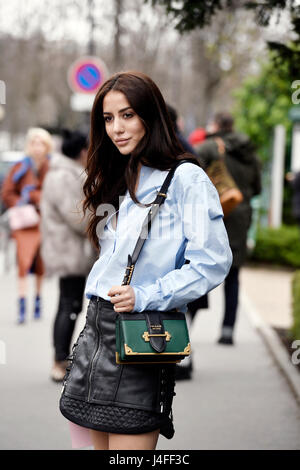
[34,295,41,319]
[18,297,26,324]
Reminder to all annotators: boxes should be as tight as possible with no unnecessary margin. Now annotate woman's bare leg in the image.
[90,430,109,450]
[18,276,27,297]
[35,274,43,295]
[109,429,160,450]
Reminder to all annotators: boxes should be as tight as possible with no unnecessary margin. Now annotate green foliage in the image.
[232,56,296,224]
[151,1,299,165]
[149,1,297,32]
[149,1,300,75]
[291,270,300,340]
[267,15,300,78]
[251,225,300,267]
[232,58,293,165]
[149,0,230,31]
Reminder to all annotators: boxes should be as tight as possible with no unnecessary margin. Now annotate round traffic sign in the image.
[68,56,108,94]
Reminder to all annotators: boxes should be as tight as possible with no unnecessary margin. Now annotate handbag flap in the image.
[145,312,166,353]
[116,312,190,360]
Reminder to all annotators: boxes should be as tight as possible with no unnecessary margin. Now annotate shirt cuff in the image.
[132,284,160,312]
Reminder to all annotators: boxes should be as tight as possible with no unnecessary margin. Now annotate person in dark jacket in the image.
[166,104,209,380]
[197,112,261,345]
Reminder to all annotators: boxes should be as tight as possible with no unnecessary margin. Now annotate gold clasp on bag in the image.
[142,331,172,342]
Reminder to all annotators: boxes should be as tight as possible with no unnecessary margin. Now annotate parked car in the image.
[0,151,23,214]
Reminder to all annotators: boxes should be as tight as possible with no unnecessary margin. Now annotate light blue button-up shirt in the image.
[85,162,232,311]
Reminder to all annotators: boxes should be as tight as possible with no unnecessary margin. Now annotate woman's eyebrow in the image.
[103,106,133,115]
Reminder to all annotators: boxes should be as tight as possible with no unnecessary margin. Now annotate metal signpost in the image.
[269,124,286,228]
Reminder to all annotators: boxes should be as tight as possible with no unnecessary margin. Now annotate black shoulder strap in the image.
[121,159,193,286]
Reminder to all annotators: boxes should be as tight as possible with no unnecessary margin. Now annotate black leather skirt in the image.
[59,296,176,439]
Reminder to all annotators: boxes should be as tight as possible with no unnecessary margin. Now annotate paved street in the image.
[0,262,300,450]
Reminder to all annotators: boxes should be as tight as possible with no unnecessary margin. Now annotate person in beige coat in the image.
[41,130,97,382]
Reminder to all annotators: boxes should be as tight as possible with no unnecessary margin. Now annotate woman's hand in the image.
[107,285,135,313]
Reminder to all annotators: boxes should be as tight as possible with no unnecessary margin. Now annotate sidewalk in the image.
[0,266,300,450]
[240,264,300,406]
[240,264,294,329]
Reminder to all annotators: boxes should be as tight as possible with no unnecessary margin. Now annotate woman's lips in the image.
[115,138,130,146]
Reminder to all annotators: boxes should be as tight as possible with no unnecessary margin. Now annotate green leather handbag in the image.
[115,160,192,365]
[116,310,191,364]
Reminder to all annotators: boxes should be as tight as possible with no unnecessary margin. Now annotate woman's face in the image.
[103,90,145,155]
[28,136,48,161]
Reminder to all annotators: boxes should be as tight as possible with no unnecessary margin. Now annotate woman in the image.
[59,71,232,450]
[40,129,97,382]
[1,127,53,324]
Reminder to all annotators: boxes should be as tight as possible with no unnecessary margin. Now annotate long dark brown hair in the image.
[83,70,199,249]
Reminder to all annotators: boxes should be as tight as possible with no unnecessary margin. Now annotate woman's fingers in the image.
[109,293,129,304]
[107,285,123,297]
[111,298,131,307]
[113,297,135,313]
[107,285,135,311]
[114,304,134,313]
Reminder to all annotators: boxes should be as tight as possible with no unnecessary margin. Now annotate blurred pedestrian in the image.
[40,129,97,382]
[197,112,261,345]
[59,71,232,450]
[1,127,53,324]
[166,103,198,156]
[188,127,207,153]
[166,106,209,380]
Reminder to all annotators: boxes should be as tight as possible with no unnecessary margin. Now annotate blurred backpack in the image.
[206,137,243,217]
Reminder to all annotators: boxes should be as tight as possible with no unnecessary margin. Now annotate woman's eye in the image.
[124,113,133,119]
[104,116,112,123]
